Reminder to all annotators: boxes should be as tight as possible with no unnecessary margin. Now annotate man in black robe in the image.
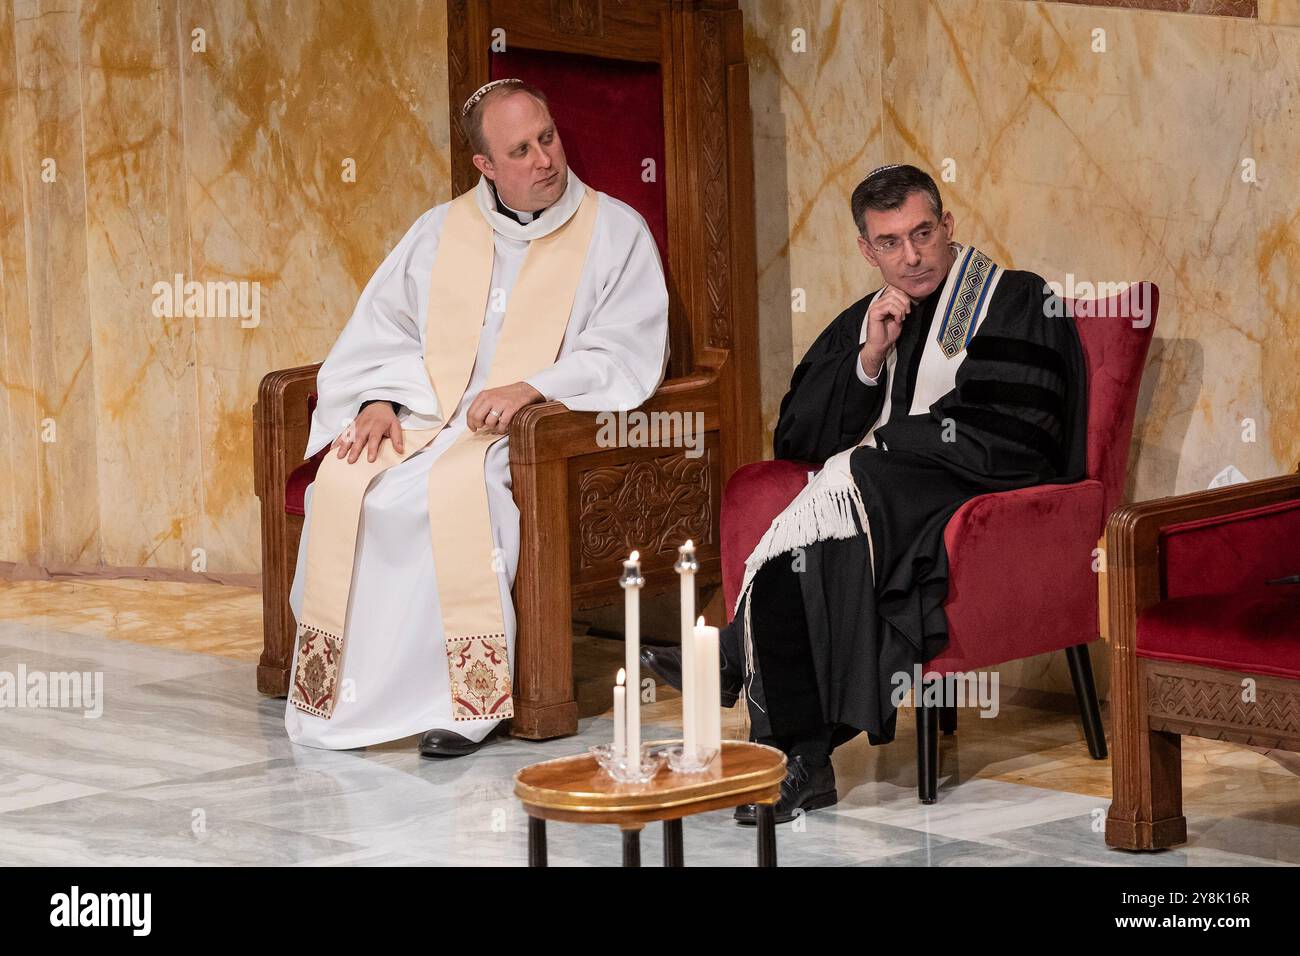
[643,164,1087,824]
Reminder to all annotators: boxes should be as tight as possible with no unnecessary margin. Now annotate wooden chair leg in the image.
[1106,725,1187,850]
[916,681,940,804]
[510,458,578,740]
[1065,643,1107,759]
[257,498,301,698]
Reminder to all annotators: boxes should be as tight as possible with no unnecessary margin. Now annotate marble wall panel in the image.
[4,0,1295,627]
[2,0,451,573]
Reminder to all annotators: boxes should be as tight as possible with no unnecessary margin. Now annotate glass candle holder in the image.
[589,743,666,784]
[660,743,722,775]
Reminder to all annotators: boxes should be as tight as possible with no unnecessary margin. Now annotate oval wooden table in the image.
[513,740,787,867]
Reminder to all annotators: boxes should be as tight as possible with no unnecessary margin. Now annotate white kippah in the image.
[461,78,524,118]
[866,163,903,179]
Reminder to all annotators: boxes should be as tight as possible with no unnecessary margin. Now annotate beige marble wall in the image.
[1,0,451,573]
[742,0,889,432]
[885,0,1299,499]
[4,0,1297,606]
[745,0,1299,499]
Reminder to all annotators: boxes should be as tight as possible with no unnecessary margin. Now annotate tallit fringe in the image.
[730,463,869,720]
[743,483,866,575]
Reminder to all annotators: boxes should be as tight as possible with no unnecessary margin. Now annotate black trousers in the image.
[744,555,834,762]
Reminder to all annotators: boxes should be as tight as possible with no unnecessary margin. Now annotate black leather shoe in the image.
[640,636,743,708]
[734,754,837,825]
[418,726,496,758]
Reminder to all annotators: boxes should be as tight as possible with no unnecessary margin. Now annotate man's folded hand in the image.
[466,381,544,435]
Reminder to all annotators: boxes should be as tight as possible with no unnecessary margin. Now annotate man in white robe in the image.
[283,79,669,756]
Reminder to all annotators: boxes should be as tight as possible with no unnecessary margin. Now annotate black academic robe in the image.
[748,267,1088,747]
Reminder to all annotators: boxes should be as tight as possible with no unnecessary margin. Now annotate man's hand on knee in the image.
[334,402,405,463]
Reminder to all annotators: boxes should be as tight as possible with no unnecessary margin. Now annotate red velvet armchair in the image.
[720,284,1160,802]
[1104,468,1300,851]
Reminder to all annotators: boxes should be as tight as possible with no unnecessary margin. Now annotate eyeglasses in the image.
[867,224,945,258]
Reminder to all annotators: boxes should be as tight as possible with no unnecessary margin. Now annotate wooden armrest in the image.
[253,363,321,503]
[508,373,720,465]
[1105,467,1300,623]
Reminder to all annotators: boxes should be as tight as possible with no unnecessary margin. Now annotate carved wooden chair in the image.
[1104,466,1300,850]
[253,0,761,739]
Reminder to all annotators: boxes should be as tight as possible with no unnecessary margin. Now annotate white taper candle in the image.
[613,668,626,756]
[695,615,722,762]
[675,540,699,762]
[620,552,643,767]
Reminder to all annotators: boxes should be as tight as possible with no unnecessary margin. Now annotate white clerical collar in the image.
[496,190,537,224]
[475,167,588,241]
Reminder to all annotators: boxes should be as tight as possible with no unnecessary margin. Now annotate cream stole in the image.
[290,185,598,721]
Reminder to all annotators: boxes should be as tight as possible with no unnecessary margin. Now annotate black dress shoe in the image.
[640,631,743,707]
[734,754,837,825]
[418,726,496,758]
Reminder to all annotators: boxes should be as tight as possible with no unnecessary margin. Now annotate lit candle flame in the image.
[696,615,705,628]
[629,550,639,562]
[616,668,626,686]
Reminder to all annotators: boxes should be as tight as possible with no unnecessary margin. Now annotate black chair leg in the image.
[1065,643,1107,759]
[916,681,940,803]
[940,704,957,735]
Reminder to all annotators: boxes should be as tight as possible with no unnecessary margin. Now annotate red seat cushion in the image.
[1136,584,1300,680]
[286,448,327,517]
[286,390,326,516]
[931,478,1104,672]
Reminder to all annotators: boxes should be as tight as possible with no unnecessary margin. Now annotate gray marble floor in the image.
[1,623,1296,866]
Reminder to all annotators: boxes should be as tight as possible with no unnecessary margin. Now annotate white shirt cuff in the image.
[856,352,882,386]
[857,314,883,385]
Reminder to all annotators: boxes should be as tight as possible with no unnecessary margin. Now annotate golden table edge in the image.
[513,740,787,820]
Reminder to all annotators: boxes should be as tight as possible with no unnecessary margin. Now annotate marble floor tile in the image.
[0,666,289,791]
[0,792,370,866]
[0,772,105,814]
[979,813,1292,868]
[834,776,1107,841]
[2,591,1297,866]
[0,623,241,689]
